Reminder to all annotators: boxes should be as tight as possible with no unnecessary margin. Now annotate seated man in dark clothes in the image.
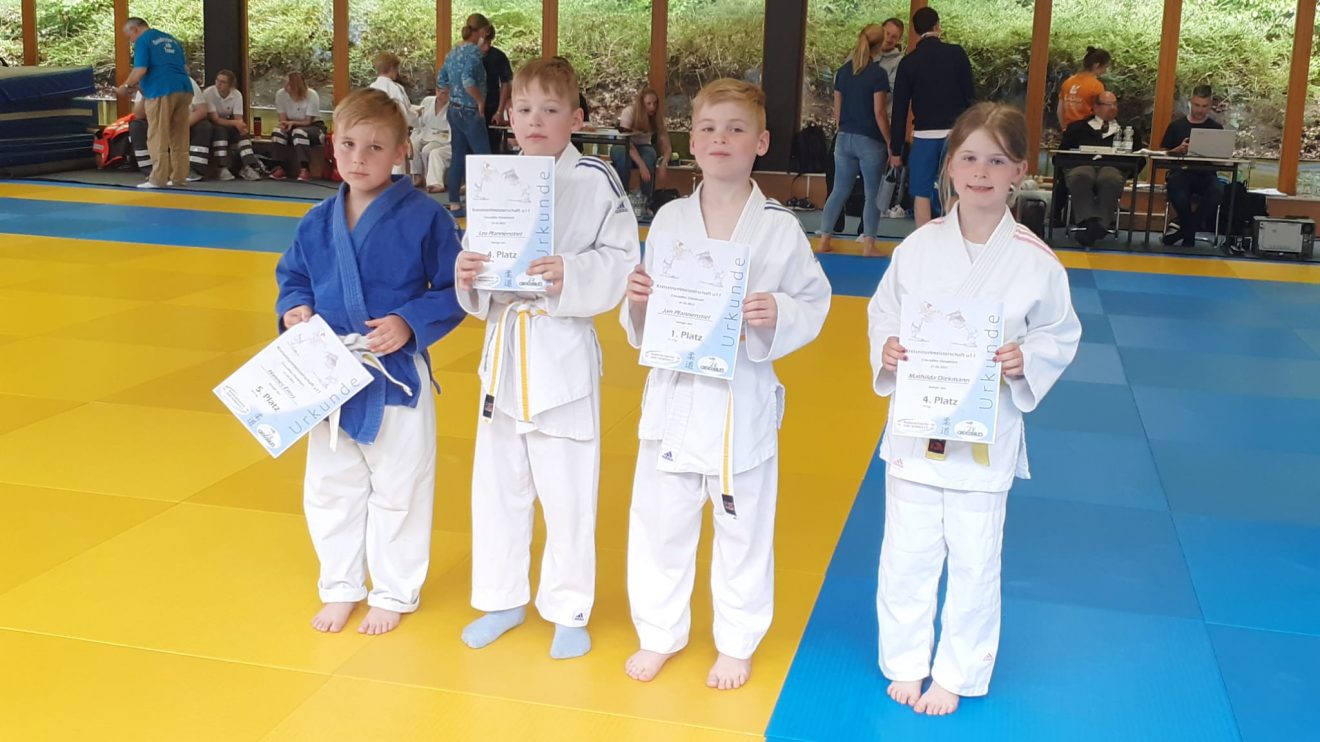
[1059,91,1141,246]
[1160,84,1225,246]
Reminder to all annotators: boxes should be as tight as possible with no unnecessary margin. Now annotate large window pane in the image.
[0,0,22,67]
[249,0,333,117]
[562,0,649,127]
[33,0,117,92]
[667,0,764,130]
[1042,1,1164,161]
[130,1,205,83]
[1179,0,1298,164]
[350,0,440,103]
[453,0,542,71]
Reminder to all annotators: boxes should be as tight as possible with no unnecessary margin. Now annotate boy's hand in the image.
[283,305,313,329]
[743,293,778,329]
[365,315,413,355]
[881,336,907,372]
[527,255,565,296]
[456,250,490,291]
[638,165,652,184]
[995,342,1024,378]
[626,264,652,307]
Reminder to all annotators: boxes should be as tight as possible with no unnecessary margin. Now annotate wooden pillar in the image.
[543,0,558,58]
[114,0,131,117]
[436,0,451,72]
[761,0,809,170]
[333,0,349,104]
[1024,0,1052,173]
[649,0,668,98]
[203,2,248,94]
[1278,0,1317,195]
[907,0,927,51]
[1150,0,1183,159]
[21,0,37,65]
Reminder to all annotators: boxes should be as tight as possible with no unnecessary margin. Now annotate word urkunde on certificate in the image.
[639,232,750,380]
[465,154,555,292]
[213,315,374,458]
[892,295,1005,443]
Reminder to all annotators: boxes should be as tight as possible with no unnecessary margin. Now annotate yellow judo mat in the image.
[0,182,1317,740]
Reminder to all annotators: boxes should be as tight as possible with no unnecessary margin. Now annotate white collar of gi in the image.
[688,178,766,243]
[548,140,581,178]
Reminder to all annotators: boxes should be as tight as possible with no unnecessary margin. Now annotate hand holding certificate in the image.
[892,295,1005,443]
[639,232,750,380]
[465,154,555,292]
[213,315,374,457]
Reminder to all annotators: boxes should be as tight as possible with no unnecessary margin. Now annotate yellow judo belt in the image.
[482,303,548,424]
[925,438,991,467]
[720,392,737,517]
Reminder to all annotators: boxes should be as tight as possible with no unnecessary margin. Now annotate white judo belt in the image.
[325,333,414,451]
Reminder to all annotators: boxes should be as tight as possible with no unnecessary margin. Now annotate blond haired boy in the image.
[621,79,832,688]
[276,88,465,636]
[455,58,640,659]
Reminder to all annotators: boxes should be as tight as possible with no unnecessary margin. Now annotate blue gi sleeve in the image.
[274,232,316,333]
[391,210,466,352]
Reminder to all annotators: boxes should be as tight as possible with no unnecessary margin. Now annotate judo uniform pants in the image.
[303,358,436,613]
[470,408,598,627]
[627,440,779,660]
[877,474,1008,696]
[411,137,452,189]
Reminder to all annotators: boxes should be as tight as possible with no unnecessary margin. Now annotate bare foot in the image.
[311,602,356,633]
[706,653,751,690]
[862,238,878,258]
[818,235,833,253]
[358,606,401,635]
[625,649,676,682]
[426,185,446,193]
[913,681,960,715]
[887,679,923,707]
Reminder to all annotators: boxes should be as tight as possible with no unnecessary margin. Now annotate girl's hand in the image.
[882,336,907,371]
[626,264,653,307]
[456,250,490,291]
[995,342,1024,378]
[743,293,778,328]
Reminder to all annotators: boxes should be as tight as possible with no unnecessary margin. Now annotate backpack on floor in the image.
[323,134,341,182]
[791,125,830,176]
[92,115,134,169]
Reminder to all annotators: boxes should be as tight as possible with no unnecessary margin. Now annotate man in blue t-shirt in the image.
[115,18,194,189]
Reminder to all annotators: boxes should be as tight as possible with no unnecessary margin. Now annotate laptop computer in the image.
[1188,128,1236,158]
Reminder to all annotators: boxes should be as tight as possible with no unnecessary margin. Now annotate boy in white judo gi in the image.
[621,79,832,690]
[868,102,1081,714]
[368,53,419,178]
[275,88,465,636]
[454,57,640,659]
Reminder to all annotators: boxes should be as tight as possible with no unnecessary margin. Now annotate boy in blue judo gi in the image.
[276,88,465,636]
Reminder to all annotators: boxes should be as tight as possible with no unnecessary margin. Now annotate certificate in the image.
[213,315,375,458]
[465,154,555,292]
[892,295,1004,443]
[639,232,749,380]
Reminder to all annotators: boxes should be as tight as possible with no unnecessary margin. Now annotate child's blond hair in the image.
[511,57,580,106]
[373,52,401,75]
[938,102,1028,209]
[332,88,408,146]
[692,79,766,131]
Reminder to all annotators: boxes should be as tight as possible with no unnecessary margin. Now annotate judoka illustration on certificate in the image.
[892,295,1005,443]
[640,232,750,380]
[213,314,375,457]
[465,154,555,291]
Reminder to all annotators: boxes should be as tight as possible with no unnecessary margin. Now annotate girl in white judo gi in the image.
[275,89,465,636]
[454,58,640,660]
[868,102,1081,714]
[368,53,419,178]
[622,79,832,690]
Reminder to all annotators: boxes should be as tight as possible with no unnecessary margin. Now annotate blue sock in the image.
[550,624,591,660]
[461,607,525,649]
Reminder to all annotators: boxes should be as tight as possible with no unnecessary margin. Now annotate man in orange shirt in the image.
[1057,47,1110,130]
